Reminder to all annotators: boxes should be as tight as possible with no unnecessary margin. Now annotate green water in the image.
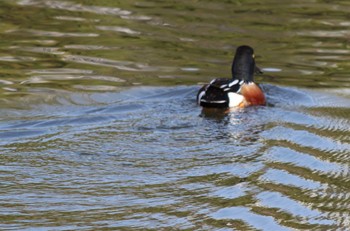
[1,0,350,230]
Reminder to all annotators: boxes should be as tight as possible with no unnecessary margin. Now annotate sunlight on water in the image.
[0,0,350,230]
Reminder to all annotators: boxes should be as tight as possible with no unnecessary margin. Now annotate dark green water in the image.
[1,0,350,230]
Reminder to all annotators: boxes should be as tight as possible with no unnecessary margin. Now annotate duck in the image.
[197,45,266,108]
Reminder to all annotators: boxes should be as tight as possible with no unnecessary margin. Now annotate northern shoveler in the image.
[197,45,266,108]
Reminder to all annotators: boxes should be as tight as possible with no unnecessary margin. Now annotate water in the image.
[1,0,350,230]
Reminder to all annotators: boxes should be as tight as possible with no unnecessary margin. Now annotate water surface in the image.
[1,0,350,230]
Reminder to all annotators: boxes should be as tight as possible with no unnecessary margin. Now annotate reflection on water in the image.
[1,85,350,230]
[1,0,350,100]
[0,0,350,230]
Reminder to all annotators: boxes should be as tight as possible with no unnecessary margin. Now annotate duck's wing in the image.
[197,78,242,108]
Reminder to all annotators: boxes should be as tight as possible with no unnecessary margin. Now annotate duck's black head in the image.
[231,45,256,82]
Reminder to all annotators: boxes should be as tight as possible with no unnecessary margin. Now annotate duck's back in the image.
[197,78,241,108]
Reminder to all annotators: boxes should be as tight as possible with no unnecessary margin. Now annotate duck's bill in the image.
[255,66,263,74]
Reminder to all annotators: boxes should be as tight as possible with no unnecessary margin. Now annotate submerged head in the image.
[231,45,256,82]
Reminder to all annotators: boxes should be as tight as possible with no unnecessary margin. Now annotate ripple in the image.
[261,67,282,72]
[263,85,314,107]
[18,0,131,16]
[62,55,159,72]
[21,75,125,85]
[2,0,350,230]
[96,26,141,35]
[0,85,349,230]
[264,146,345,176]
[261,126,350,153]
[121,15,153,21]
[298,30,350,38]
[180,67,200,72]
[208,183,252,200]
[211,206,290,231]
[28,68,93,75]
[182,162,265,178]
[19,46,65,55]
[63,45,119,50]
[258,168,325,191]
[256,191,336,226]
[54,16,90,22]
[114,213,194,230]
[0,80,14,85]
[0,129,47,141]
[22,29,99,38]
[0,56,36,62]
